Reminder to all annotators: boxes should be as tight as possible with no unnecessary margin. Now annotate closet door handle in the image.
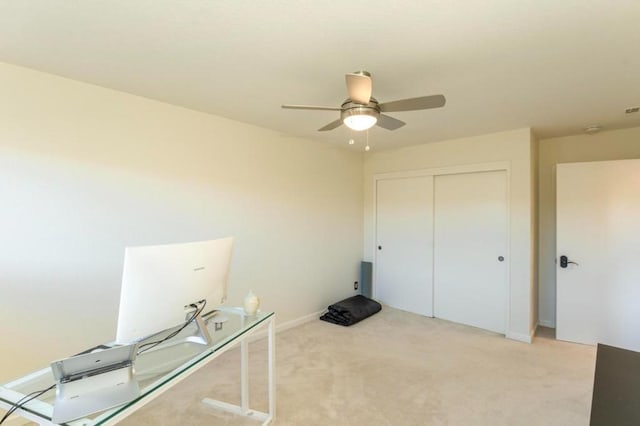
[378,245,382,250]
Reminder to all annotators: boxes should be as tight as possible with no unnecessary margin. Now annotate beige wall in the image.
[0,62,364,381]
[363,128,536,340]
[538,127,640,327]
[10,55,637,383]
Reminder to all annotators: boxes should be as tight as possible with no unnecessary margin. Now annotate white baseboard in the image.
[538,319,555,328]
[246,309,325,343]
[506,330,534,344]
[275,309,326,334]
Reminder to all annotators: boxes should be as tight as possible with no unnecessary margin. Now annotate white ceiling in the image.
[1,1,639,150]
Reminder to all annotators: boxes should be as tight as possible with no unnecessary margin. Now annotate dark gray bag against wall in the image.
[320,295,382,326]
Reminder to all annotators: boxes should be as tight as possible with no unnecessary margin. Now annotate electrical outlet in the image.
[354,281,359,290]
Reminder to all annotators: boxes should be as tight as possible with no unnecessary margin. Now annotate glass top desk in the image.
[0,308,275,425]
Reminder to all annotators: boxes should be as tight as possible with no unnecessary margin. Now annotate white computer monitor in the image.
[115,237,234,345]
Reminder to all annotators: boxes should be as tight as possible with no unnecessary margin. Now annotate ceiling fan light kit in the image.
[342,102,379,131]
[282,71,446,134]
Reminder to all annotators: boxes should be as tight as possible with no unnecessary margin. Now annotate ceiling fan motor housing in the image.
[340,98,381,123]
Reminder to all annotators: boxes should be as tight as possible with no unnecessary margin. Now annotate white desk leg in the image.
[268,317,276,421]
[240,336,249,414]
[201,315,275,425]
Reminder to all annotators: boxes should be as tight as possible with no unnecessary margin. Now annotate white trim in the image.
[372,161,512,336]
[503,166,512,339]
[373,161,511,181]
[372,177,378,300]
[275,309,324,333]
[506,330,533,344]
[247,309,324,342]
[431,179,436,317]
[538,319,555,328]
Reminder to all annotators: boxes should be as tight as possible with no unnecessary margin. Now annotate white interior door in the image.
[433,171,508,334]
[375,176,434,316]
[556,159,640,351]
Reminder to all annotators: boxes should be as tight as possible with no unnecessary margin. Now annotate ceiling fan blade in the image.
[377,114,406,130]
[282,104,342,111]
[318,119,343,132]
[345,73,372,104]
[379,94,446,112]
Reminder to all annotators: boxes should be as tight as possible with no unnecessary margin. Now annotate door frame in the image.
[373,161,511,333]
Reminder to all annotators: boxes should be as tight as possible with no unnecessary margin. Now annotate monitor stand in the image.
[168,310,214,347]
[183,315,213,346]
[138,311,214,353]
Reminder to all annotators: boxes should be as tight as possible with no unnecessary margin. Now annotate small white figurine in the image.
[243,290,260,316]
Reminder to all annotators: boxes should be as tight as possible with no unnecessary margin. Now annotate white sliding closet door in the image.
[433,171,508,334]
[375,176,434,316]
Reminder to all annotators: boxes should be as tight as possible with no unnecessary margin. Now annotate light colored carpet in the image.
[121,307,596,425]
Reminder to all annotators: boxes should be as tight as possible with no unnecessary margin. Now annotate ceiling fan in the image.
[282,71,446,132]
